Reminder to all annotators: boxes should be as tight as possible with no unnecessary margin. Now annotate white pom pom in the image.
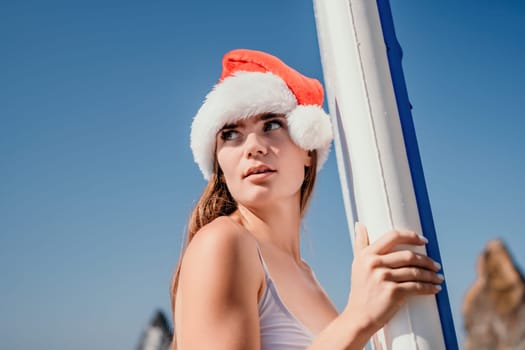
[287,105,333,170]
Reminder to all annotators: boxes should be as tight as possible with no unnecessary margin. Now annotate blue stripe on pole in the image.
[375,1,459,349]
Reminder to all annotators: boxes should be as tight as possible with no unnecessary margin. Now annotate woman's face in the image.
[216,113,311,209]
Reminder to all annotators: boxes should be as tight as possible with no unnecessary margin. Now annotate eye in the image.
[263,119,284,132]
[220,129,240,141]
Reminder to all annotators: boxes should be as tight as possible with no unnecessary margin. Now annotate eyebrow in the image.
[221,123,237,130]
[220,113,284,131]
[259,113,283,121]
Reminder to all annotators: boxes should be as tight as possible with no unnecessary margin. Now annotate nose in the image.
[244,132,267,158]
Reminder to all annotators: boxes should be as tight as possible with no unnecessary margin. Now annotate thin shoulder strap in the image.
[253,240,271,278]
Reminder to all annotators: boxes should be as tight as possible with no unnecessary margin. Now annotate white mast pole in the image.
[313,0,457,348]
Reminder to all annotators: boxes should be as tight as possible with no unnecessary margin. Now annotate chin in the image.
[236,190,275,208]
[237,187,302,209]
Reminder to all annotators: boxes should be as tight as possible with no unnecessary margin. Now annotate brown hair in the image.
[168,151,318,349]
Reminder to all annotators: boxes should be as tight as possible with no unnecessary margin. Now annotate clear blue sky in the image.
[1,1,524,349]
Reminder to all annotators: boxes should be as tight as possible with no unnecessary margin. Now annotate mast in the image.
[313,0,458,348]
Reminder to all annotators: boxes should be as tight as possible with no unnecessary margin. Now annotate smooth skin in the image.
[175,114,443,349]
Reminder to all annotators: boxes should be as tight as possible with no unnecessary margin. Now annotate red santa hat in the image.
[190,49,333,180]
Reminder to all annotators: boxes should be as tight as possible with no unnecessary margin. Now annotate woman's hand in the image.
[345,222,443,333]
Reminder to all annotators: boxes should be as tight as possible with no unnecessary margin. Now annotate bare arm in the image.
[308,223,443,350]
[176,218,263,350]
[175,220,442,350]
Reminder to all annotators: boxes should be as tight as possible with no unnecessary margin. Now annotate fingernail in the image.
[433,261,442,270]
[434,285,442,292]
[437,273,444,281]
[419,235,428,244]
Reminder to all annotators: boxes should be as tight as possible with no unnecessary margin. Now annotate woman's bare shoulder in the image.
[179,216,262,287]
[184,216,254,258]
[175,221,265,349]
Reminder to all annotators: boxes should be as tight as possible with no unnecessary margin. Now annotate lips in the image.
[243,164,276,178]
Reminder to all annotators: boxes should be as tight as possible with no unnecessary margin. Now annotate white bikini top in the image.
[256,245,315,349]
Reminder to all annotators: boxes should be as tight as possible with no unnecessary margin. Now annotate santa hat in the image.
[190,49,333,180]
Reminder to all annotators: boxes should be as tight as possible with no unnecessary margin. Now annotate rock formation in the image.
[136,309,173,350]
[463,239,525,350]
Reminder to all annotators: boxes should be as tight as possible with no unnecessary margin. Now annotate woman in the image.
[170,49,443,349]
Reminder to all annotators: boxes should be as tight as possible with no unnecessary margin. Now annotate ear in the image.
[304,150,313,167]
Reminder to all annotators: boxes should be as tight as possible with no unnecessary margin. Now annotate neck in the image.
[234,196,303,262]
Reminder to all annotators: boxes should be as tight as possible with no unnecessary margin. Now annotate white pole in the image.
[313,0,451,348]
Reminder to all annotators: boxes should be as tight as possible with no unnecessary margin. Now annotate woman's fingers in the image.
[368,229,427,255]
[390,281,442,297]
[379,267,444,284]
[354,222,370,253]
[379,250,441,272]
[346,224,444,332]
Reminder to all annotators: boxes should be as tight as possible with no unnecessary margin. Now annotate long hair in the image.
[169,151,318,349]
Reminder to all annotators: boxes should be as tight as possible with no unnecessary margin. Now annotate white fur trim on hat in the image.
[190,71,333,179]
